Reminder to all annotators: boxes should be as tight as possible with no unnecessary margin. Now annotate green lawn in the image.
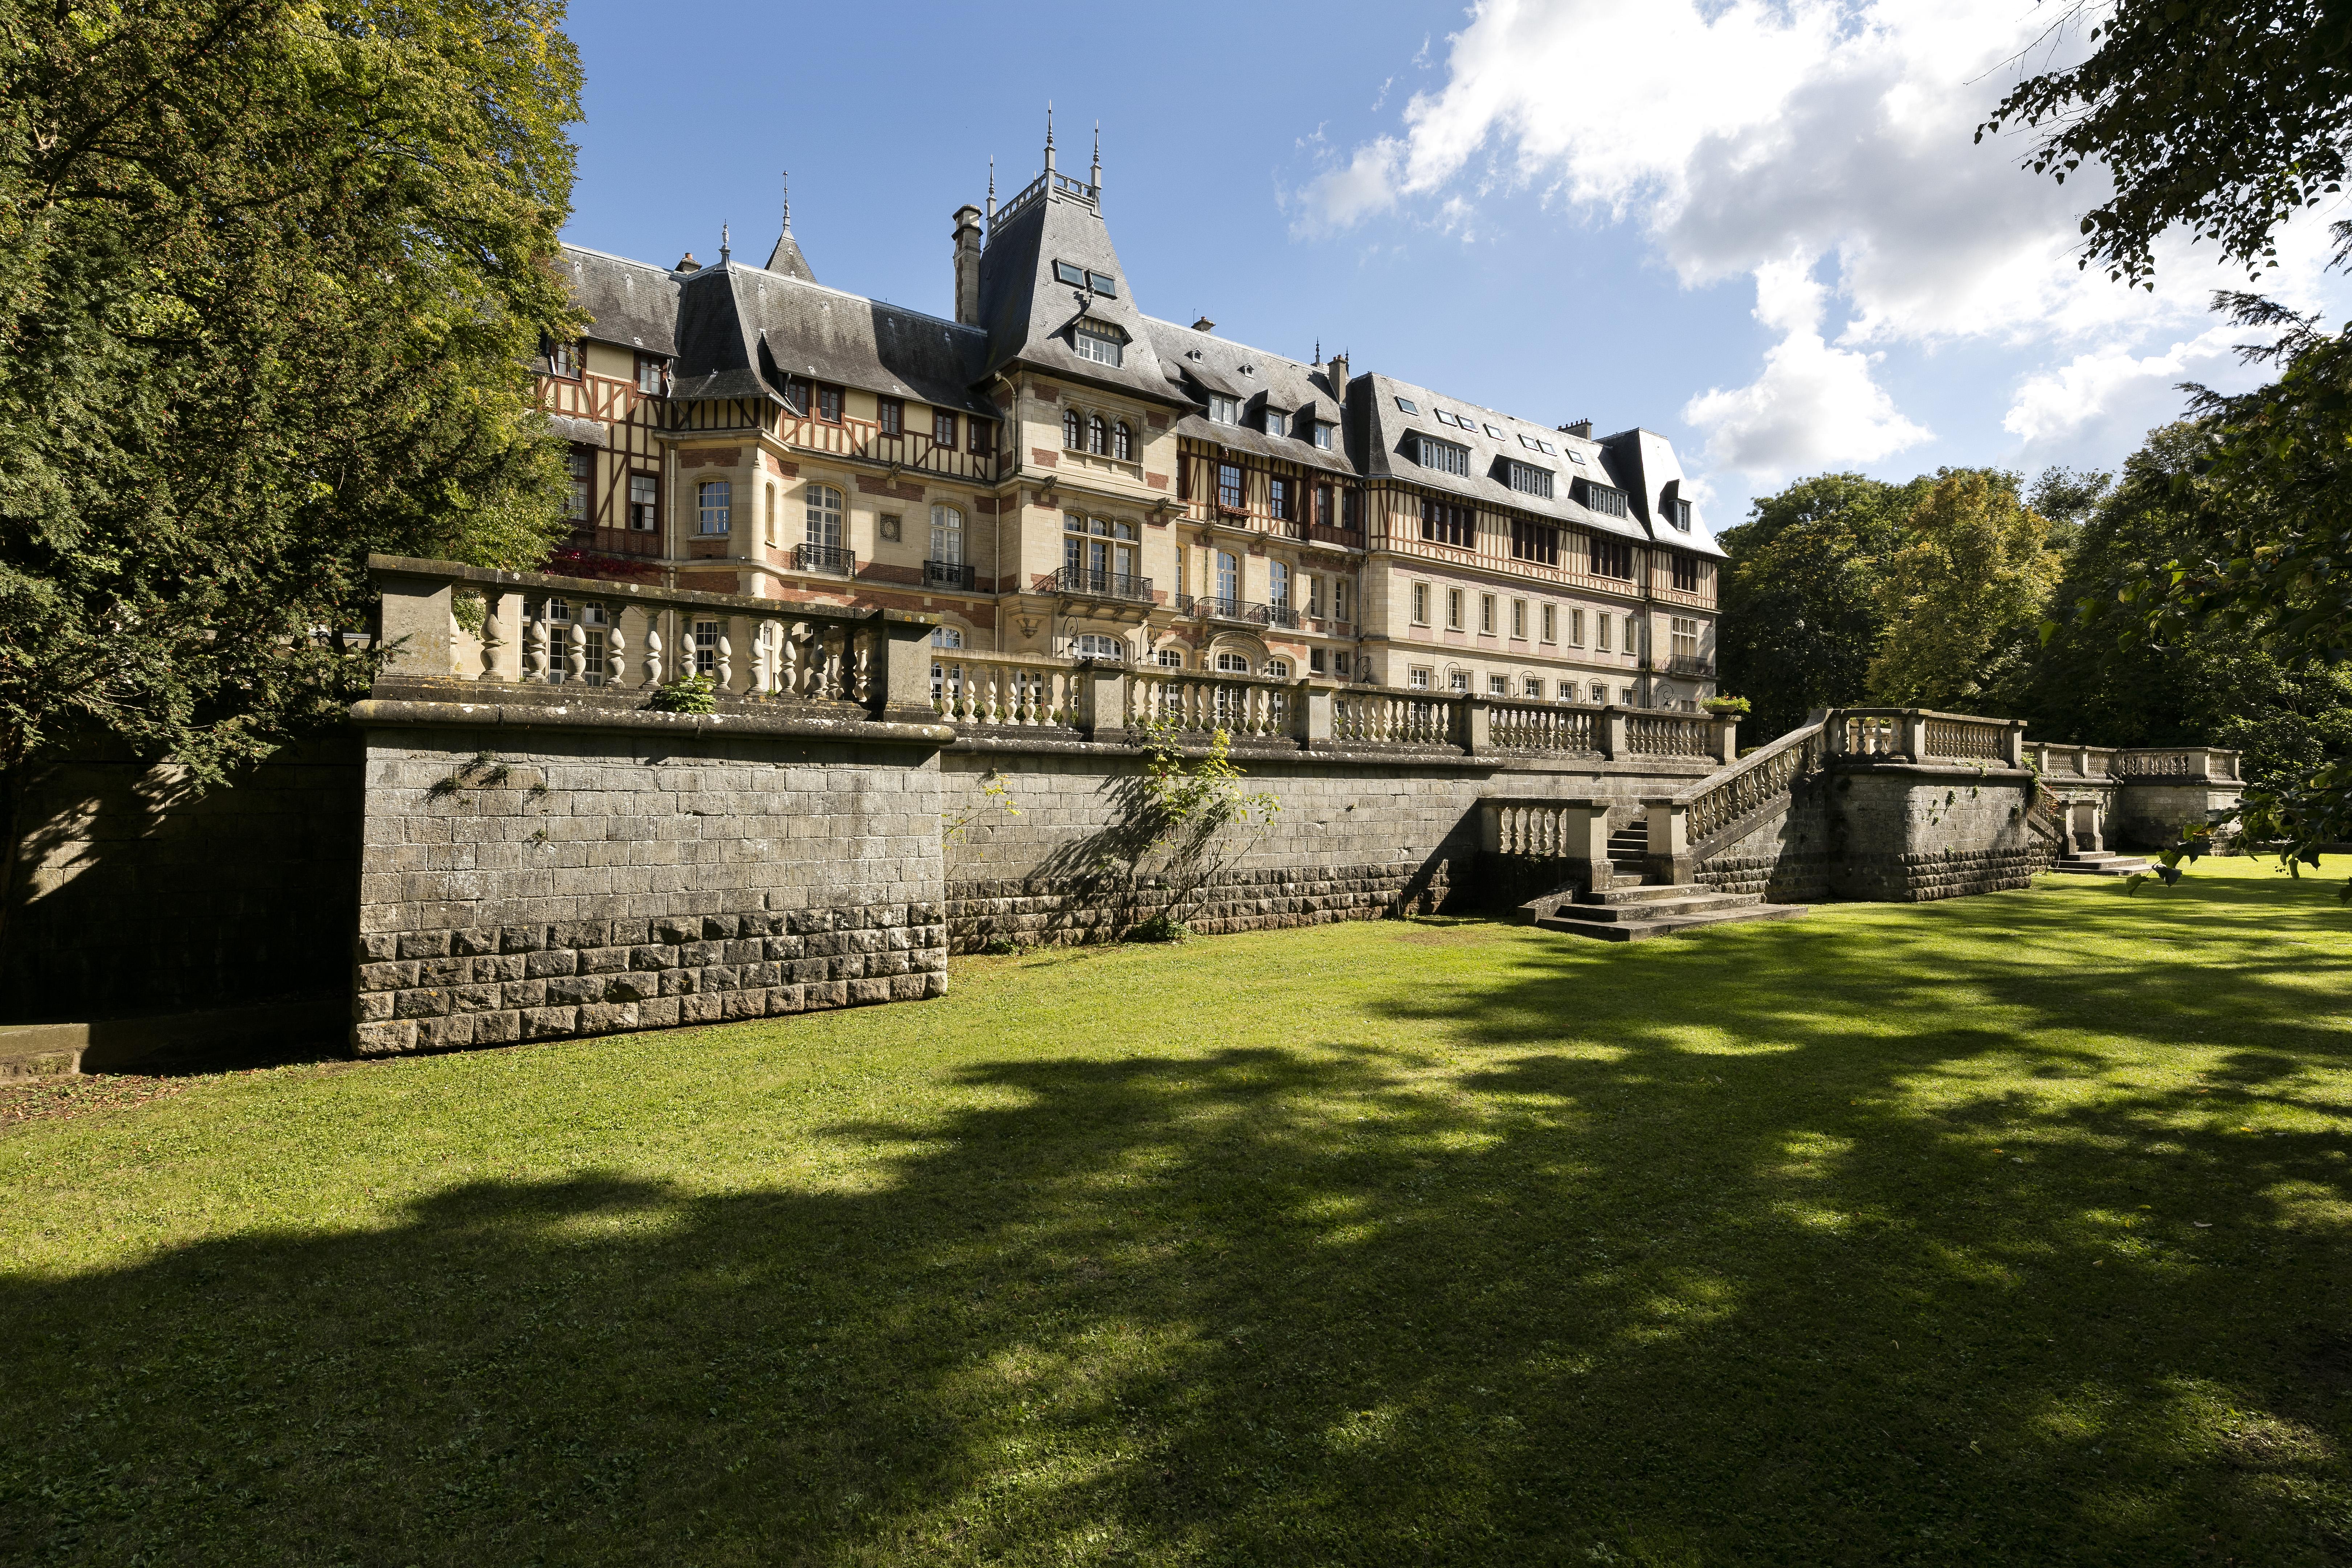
[6,862,2352,1565]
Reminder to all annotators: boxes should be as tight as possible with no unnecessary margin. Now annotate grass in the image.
[4,861,2352,1565]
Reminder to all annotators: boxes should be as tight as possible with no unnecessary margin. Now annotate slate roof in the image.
[1350,372,1724,557]
[972,184,1189,408]
[563,245,679,356]
[1139,317,1355,477]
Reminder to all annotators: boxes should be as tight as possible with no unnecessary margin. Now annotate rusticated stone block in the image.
[766,985,804,1015]
[680,992,724,1024]
[603,971,659,1003]
[475,953,524,983]
[546,975,603,1006]
[525,948,577,978]
[397,931,453,960]
[609,919,650,947]
[681,940,724,967]
[500,924,547,953]
[357,933,399,963]
[354,1020,416,1055]
[702,964,739,991]
[630,944,678,971]
[355,991,394,1023]
[472,1010,522,1045]
[502,978,547,1009]
[660,968,701,996]
[417,956,469,987]
[452,984,502,1014]
[550,920,610,950]
[577,1002,639,1034]
[451,928,498,957]
[394,988,450,1019]
[805,980,848,1009]
[522,1006,579,1038]
[638,996,681,1029]
[359,960,416,992]
[721,990,765,1021]
[579,946,630,975]
[652,916,699,945]
[701,915,739,939]
[889,973,927,1001]
[416,1013,474,1050]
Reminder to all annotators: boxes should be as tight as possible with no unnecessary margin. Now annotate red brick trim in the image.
[683,447,739,467]
[1030,448,1059,467]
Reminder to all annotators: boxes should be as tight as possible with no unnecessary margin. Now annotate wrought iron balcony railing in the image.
[1665,655,1716,678]
[1053,565,1153,602]
[923,559,976,589]
[1176,594,1300,628]
[794,542,857,576]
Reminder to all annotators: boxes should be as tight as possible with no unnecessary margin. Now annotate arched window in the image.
[1063,409,1083,449]
[931,625,964,649]
[929,504,964,564]
[1154,647,1184,668]
[1088,414,1107,455]
[1112,421,1133,461]
[1216,652,1251,674]
[1266,658,1291,679]
[1071,633,1124,661]
[804,483,842,547]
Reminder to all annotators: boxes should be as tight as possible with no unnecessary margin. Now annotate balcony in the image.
[1665,655,1716,678]
[1053,565,1153,603]
[794,542,857,577]
[1177,594,1301,629]
[924,559,977,590]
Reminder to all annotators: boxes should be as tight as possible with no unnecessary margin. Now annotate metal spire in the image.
[1044,102,1055,175]
[780,170,791,233]
[1091,121,1101,191]
[719,222,730,264]
[986,156,996,222]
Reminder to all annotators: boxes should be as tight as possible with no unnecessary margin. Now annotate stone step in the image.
[1535,902,1811,942]
[1561,891,1762,923]
[2053,853,2154,877]
[1583,883,1752,907]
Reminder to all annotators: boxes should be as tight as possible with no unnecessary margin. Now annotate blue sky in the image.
[560,0,2352,528]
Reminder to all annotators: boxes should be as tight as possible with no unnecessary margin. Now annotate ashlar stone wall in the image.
[355,725,946,1054]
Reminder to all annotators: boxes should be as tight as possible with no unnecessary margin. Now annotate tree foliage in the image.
[1714,473,1929,741]
[1868,473,2065,712]
[0,0,583,813]
[1981,0,2352,288]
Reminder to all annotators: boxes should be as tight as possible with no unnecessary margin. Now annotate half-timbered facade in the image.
[535,130,1724,707]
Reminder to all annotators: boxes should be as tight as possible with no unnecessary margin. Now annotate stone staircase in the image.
[1519,881,1810,942]
[2052,848,2155,877]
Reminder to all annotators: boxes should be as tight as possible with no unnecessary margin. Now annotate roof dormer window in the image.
[1313,423,1333,450]
[1209,394,1241,425]
[1072,323,1124,367]
[1506,461,1553,499]
[1265,405,1289,437]
[1669,498,1693,531]
[1414,435,1471,476]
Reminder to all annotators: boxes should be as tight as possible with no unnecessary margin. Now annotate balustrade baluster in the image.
[645,618,664,688]
[568,616,587,686]
[524,601,548,683]
[479,601,505,681]
[605,605,629,690]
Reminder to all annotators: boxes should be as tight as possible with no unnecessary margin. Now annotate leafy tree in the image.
[2026,422,2352,788]
[1981,0,2352,288]
[0,0,582,911]
[1714,474,1930,741]
[2026,463,2112,555]
[1867,472,2063,712]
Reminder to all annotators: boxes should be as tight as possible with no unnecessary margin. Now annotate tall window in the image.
[1063,409,1083,449]
[1315,483,1334,526]
[1342,489,1361,530]
[1540,603,1556,643]
[805,483,843,547]
[1598,613,1613,653]
[1064,513,1139,587]
[1215,550,1240,607]
[1671,616,1700,661]
[930,504,964,564]
[1669,497,1694,530]
[1088,414,1107,455]
[1112,421,1133,461]
[1672,554,1700,592]
[1421,499,1473,549]
[1269,561,1291,609]
[696,479,730,535]
[815,384,842,423]
[1411,582,1430,625]
[1446,588,1465,631]
[1269,477,1292,521]
[1308,575,1325,618]
[933,408,957,447]
[565,448,592,523]
[1590,536,1635,579]
[1570,607,1586,645]
[548,339,579,378]
[1073,325,1123,366]
[1217,463,1245,510]
[1511,599,1527,639]
[628,473,659,531]
[765,482,777,545]
[968,417,992,455]
[635,355,666,394]
[1333,578,1350,622]
[1479,593,1496,634]
[877,396,903,436]
[1510,519,1559,565]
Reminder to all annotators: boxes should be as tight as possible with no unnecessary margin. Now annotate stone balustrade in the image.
[1830,708,2027,766]
[932,652,1081,729]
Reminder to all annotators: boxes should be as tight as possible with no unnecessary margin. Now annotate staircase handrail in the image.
[1674,711,1831,861]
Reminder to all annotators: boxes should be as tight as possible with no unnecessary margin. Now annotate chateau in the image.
[536,126,1724,711]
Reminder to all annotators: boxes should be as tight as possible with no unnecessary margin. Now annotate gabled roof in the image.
[1351,371,1720,554]
[764,225,814,283]
[973,183,1189,407]
[563,245,679,356]
[1596,427,1726,559]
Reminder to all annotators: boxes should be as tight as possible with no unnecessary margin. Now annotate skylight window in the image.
[1483,423,1506,439]
[1518,434,1539,450]
[1567,450,1585,464]
[1086,270,1116,295]
[1538,440,1558,456]
[1053,261,1085,286]
[1395,396,1419,413]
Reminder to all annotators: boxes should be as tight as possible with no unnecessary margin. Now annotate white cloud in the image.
[1684,259,1930,472]
[1306,0,2352,489]
[2002,325,2241,444]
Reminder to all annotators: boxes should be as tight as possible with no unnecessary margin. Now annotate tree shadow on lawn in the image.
[6,878,2352,1565]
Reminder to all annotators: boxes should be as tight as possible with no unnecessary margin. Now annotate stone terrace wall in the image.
[1696,788,1835,905]
[940,744,1712,951]
[1822,766,2038,902]
[3,737,361,1025]
[354,724,945,1055]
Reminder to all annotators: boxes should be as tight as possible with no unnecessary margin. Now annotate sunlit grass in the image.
[4,859,2352,1564]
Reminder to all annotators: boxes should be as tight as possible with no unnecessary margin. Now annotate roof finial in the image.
[1091,121,1101,191]
[1044,102,1055,175]
[987,156,996,222]
[780,170,791,233]
[720,222,730,264]
[1315,338,1322,363]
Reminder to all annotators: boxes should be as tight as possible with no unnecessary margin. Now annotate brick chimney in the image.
[1192,315,1215,333]
[952,205,984,326]
[1326,350,1349,388]
[1560,418,1594,438]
